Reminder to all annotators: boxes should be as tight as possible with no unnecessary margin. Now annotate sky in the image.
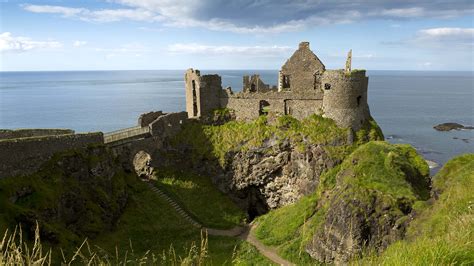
[0,0,473,71]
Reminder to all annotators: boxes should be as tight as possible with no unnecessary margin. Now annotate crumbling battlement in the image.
[0,129,75,140]
[186,41,371,130]
[0,132,103,179]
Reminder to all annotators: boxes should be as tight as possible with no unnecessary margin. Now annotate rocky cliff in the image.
[163,113,383,218]
[0,145,133,245]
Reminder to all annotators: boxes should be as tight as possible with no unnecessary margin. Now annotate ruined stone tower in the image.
[184,42,371,130]
[184,69,221,118]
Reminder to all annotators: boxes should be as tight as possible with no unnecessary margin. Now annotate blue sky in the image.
[0,0,473,71]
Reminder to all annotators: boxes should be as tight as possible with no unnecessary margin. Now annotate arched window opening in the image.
[259,100,270,116]
[192,80,198,116]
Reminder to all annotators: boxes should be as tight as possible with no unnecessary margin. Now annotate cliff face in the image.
[0,146,132,245]
[164,113,383,217]
[305,142,430,263]
[163,113,436,263]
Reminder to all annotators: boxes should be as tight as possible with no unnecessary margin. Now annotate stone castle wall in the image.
[149,112,188,138]
[138,111,164,127]
[0,132,103,179]
[322,70,370,130]
[0,129,75,140]
[184,42,371,130]
[185,69,221,118]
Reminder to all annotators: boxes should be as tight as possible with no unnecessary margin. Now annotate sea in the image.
[0,70,472,168]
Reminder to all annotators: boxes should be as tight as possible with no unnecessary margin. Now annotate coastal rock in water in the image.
[434,122,474,131]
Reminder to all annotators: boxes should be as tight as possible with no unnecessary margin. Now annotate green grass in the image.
[0,146,264,264]
[356,153,474,265]
[253,141,430,265]
[152,168,246,229]
[172,114,383,168]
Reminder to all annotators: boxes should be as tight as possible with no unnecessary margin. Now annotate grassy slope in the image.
[93,180,270,264]
[152,168,246,229]
[0,147,270,264]
[254,141,430,265]
[357,153,474,265]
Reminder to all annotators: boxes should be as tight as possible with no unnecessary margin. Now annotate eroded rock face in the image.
[306,186,410,264]
[192,137,340,217]
[9,146,130,243]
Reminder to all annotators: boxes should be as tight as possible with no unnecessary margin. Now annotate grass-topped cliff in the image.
[0,145,268,264]
[253,141,431,264]
[2,112,471,265]
[172,113,383,167]
[359,153,474,265]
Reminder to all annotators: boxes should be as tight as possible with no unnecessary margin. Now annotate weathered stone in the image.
[433,122,474,131]
[184,42,371,131]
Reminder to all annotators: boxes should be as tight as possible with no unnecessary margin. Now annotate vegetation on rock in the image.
[0,145,267,264]
[358,153,474,265]
[254,141,431,264]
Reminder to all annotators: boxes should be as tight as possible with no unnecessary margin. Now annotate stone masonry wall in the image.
[280,42,325,93]
[149,112,188,138]
[199,74,222,115]
[0,132,103,179]
[138,111,164,127]
[0,129,75,140]
[322,70,370,130]
[185,69,201,118]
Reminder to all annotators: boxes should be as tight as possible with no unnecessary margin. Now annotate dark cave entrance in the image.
[245,186,270,221]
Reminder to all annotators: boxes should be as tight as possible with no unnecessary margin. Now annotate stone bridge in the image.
[104,125,151,145]
[103,112,188,175]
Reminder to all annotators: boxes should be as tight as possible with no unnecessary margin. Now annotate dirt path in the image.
[145,180,294,265]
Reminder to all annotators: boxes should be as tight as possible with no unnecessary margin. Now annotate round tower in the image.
[321,70,370,130]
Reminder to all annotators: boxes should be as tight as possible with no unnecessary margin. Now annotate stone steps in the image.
[145,181,202,229]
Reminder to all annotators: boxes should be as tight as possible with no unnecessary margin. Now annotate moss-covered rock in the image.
[306,141,430,263]
[167,115,383,215]
[357,153,474,265]
[253,141,430,264]
[0,145,134,246]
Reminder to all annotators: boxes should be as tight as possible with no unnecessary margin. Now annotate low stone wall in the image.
[0,133,103,179]
[0,129,75,140]
[138,111,164,127]
[149,112,188,138]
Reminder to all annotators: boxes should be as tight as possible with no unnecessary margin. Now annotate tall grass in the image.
[1,223,210,265]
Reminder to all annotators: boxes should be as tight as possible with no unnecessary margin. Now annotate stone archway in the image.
[132,150,153,178]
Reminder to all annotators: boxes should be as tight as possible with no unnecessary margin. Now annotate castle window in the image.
[324,83,331,90]
[357,95,362,107]
[314,73,321,90]
[282,75,290,89]
[259,100,270,116]
[250,83,256,92]
[192,80,198,116]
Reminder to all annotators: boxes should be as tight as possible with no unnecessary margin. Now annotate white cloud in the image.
[415,27,474,46]
[95,42,150,54]
[168,43,293,56]
[73,40,87,47]
[22,4,163,22]
[22,1,474,34]
[419,27,474,38]
[0,32,62,53]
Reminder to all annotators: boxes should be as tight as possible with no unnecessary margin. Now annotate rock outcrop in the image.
[219,138,337,216]
[433,122,474,131]
[305,142,430,263]
[1,146,131,244]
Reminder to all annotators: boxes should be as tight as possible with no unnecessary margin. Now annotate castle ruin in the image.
[185,42,371,130]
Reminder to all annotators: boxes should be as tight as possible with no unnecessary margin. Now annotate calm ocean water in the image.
[0,70,472,166]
